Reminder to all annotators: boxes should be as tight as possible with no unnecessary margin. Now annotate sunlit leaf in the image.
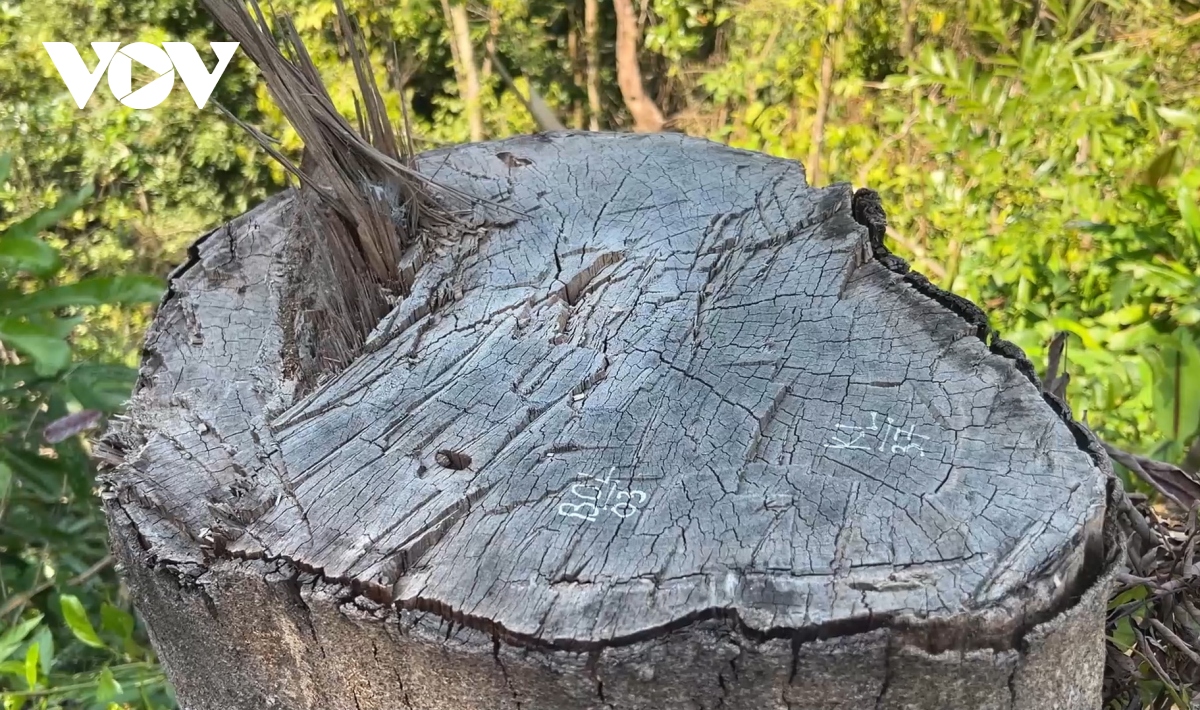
[1156,106,1198,128]
[60,595,105,649]
[30,626,53,677]
[1179,185,1200,240]
[96,667,122,703]
[23,641,38,689]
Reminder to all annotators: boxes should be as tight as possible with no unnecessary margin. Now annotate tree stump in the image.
[101,132,1118,710]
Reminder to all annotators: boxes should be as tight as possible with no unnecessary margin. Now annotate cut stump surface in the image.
[102,132,1114,710]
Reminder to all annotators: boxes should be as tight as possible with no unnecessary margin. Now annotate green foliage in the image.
[1,185,164,378]
[0,598,168,709]
[1,159,168,708]
[869,6,1199,460]
[0,0,282,366]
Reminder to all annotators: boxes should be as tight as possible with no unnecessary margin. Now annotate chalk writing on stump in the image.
[827,411,931,457]
[557,468,649,522]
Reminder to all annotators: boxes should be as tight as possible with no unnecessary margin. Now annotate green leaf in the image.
[0,318,71,376]
[4,275,165,317]
[1109,272,1134,311]
[0,185,93,243]
[67,364,138,412]
[96,666,122,703]
[1139,145,1178,188]
[100,603,135,641]
[0,614,44,663]
[1109,616,1136,650]
[1146,331,1200,443]
[1108,583,1148,609]
[0,153,11,185]
[0,234,61,276]
[0,362,40,391]
[29,626,53,677]
[1156,106,1198,128]
[23,642,38,689]
[1179,185,1200,240]
[60,595,105,649]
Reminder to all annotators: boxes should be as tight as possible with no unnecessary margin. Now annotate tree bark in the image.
[101,132,1116,710]
[807,0,846,187]
[613,0,663,132]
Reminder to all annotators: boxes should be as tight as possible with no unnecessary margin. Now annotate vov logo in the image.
[43,42,240,110]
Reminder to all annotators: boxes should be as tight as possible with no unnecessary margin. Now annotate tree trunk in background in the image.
[585,0,602,130]
[442,0,484,142]
[102,132,1117,710]
[481,6,499,79]
[487,49,567,132]
[901,0,918,165]
[613,0,664,132]
[807,0,845,186]
[568,6,586,129]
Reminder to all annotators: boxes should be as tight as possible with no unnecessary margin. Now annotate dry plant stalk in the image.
[200,0,461,289]
[199,0,497,383]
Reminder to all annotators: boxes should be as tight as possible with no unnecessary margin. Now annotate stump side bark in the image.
[101,132,1116,710]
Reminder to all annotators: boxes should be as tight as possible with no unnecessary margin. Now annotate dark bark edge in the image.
[849,187,1111,480]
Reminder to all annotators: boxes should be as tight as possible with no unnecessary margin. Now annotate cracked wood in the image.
[103,133,1109,706]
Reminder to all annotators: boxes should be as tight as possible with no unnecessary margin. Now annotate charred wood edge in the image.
[851,188,1161,561]
[852,185,1119,582]
[102,184,1120,667]
[850,188,1111,482]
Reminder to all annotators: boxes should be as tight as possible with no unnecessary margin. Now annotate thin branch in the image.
[1,554,115,618]
[485,46,566,132]
[1104,442,1200,511]
[1149,618,1200,667]
[807,0,847,186]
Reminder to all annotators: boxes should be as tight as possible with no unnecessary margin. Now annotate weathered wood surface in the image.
[101,132,1117,710]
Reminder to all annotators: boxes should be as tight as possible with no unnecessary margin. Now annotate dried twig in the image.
[1149,618,1200,667]
[0,554,115,618]
[1043,331,1069,401]
[1103,443,1200,511]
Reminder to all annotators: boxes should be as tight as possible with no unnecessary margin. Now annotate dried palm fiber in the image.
[200,0,473,386]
